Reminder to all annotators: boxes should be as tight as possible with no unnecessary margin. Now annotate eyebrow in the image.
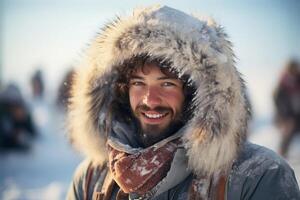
[157,77,178,80]
[130,75,144,80]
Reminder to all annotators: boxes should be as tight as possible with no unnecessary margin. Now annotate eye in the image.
[130,81,145,86]
[162,82,176,87]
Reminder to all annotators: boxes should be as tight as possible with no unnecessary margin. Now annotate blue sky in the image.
[1,0,300,118]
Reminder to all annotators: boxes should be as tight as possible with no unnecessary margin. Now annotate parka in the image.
[67,5,300,200]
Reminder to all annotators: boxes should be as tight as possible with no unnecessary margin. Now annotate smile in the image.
[143,113,168,119]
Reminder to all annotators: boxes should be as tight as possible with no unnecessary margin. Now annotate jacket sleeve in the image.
[66,159,91,200]
[242,161,300,200]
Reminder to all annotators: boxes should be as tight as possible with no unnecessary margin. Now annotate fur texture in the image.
[68,5,250,175]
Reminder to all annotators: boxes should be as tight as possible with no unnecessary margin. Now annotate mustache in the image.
[135,104,172,113]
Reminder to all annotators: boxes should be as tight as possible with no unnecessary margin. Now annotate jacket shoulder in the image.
[234,142,288,173]
[66,159,108,200]
[228,142,300,199]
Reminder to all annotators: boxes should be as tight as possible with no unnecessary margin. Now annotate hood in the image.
[68,5,251,176]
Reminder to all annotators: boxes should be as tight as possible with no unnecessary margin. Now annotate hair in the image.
[110,54,196,124]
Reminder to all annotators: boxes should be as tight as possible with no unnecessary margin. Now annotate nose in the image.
[142,87,162,109]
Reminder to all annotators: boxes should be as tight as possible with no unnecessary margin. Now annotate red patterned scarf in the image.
[108,139,180,195]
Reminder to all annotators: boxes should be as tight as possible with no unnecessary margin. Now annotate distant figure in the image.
[274,59,300,157]
[31,69,44,99]
[56,69,74,111]
[0,83,37,150]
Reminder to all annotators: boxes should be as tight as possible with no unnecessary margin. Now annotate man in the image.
[274,59,300,157]
[67,5,300,199]
[0,83,37,149]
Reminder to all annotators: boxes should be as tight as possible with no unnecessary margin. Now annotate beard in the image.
[132,104,184,147]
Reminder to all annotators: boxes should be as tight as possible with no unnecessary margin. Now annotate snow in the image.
[150,155,160,165]
[2,181,64,200]
[138,166,152,176]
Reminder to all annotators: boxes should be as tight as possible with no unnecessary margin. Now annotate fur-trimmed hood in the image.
[68,5,250,176]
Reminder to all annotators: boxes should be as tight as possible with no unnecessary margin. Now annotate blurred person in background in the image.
[0,83,37,150]
[274,59,300,157]
[56,68,75,111]
[67,5,300,200]
[31,69,44,99]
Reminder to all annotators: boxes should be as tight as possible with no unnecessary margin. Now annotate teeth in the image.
[144,113,164,119]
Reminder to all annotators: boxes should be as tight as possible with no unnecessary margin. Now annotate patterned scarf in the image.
[108,139,180,195]
[106,113,191,199]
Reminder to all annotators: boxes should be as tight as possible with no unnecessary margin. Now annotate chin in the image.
[142,123,169,133]
[142,124,172,141]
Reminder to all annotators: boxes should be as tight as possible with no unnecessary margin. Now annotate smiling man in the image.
[128,62,186,147]
[67,5,300,200]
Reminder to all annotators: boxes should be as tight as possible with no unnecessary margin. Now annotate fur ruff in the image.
[68,5,251,175]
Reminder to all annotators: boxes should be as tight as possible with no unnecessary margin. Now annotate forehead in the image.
[131,63,179,79]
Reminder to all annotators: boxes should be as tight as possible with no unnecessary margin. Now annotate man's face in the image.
[129,63,185,145]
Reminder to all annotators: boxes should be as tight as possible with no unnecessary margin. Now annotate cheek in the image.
[162,90,185,110]
[129,89,142,109]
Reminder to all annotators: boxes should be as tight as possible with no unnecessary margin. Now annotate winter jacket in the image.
[67,5,300,199]
[68,142,299,199]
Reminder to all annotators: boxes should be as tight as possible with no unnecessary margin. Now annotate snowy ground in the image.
[0,103,299,200]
